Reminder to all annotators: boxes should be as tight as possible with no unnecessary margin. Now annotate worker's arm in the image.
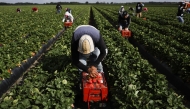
[118,15,122,23]
[126,16,131,28]
[62,15,66,22]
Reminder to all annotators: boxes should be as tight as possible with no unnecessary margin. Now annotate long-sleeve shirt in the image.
[118,15,131,28]
[136,3,144,13]
[71,25,107,72]
[177,5,186,16]
[56,4,62,10]
[62,12,74,22]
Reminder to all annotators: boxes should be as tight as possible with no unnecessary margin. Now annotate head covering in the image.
[122,11,128,16]
[121,6,124,8]
[78,34,94,55]
[180,1,186,6]
[65,11,70,17]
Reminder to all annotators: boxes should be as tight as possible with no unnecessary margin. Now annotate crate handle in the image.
[87,89,102,109]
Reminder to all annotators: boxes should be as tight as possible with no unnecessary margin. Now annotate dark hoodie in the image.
[56,4,62,10]
[118,11,131,28]
[136,2,144,13]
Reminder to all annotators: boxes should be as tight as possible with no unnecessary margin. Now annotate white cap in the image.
[78,34,94,55]
[65,11,70,16]
[121,6,124,7]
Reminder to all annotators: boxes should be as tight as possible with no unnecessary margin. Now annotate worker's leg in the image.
[57,9,61,13]
[140,12,142,18]
[136,13,139,18]
[179,16,184,23]
[177,16,184,23]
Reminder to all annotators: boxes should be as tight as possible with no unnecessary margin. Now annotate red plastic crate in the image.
[143,18,146,20]
[82,72,108,102]
[121,30,131,38]
[64,22,72,27]
[187,3,190,8]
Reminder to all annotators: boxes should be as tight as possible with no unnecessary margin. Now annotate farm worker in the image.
[16,8,21,13]
[176,2,187,23]
[143,7,148,12]
[118,5,125,16]
[136,2,144,18]
[71,25,108,76]
[118,11,131,32]
[56,3,62,14]
[32,7,38,12]
[65,8,72,14]
[117,6,125,25]
[184,1,190,13]
[62,11,74,23]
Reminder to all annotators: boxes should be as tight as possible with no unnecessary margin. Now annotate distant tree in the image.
[110,2,113,4]
[96,1,99,4]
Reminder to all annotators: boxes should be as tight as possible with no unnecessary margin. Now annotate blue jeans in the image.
[57,10,61,13]
[177,16,184,23]
[78,47,107,73]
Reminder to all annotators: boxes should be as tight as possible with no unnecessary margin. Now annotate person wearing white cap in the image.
[71,25,108,75]
[62,11,74,23]
[118,5,125,16]
[176,1,187,23]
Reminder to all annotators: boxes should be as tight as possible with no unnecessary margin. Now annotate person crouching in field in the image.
[176,2,187,23]
[136,2,144,18]
[118,6,125,16]
[16,8,21,13]
[32,7,38,12]
[118,11,131,32]
[62,11,74,23]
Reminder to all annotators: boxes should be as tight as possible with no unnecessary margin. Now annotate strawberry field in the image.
[0,5,190,109]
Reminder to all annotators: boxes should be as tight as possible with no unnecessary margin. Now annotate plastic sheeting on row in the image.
[0,28,65,98]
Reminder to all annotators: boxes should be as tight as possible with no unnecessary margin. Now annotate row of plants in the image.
[0,5,80,81]
[96,6,190,85]
[102,5,190,31]
[102,6,190,46]
[0,5,91,108]
[132,16,190,46]
[0,5,189,109]
[92,6,188,108]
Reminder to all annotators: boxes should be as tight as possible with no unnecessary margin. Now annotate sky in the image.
[0,0,181,4]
